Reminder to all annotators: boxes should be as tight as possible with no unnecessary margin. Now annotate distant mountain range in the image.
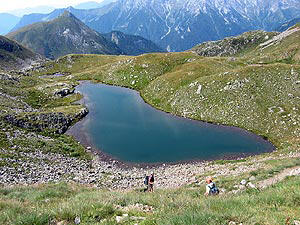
[0,13,20,35]
[8,5,56,17]
[10,0,300,52]
[6,1,116,16]
[75,0,117,9]
[0,35,42,71]
[6,11,163,59]
[0,1,116,34]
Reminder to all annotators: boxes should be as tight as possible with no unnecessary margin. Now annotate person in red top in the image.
[204,177,219,196]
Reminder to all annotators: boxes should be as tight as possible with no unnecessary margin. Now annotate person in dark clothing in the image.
[148,172,155,192]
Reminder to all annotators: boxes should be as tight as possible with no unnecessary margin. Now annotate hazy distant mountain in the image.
[10,7,86,32]
[276,18,300,32]
[10,0,300,52]
[0,35,42,70]
[8,5,56,17]
[7,11,122,59]
[75,1,102,9]
[103,31,165,55]
[0,13,20,35]
[74,0,117,9]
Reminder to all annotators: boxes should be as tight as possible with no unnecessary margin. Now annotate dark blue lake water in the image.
[70,82,274,164]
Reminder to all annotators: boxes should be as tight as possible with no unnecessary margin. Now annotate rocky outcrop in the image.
[0,73,19,82]
[54,87,75,97]
[3,108,88,134]
[191,31,278,57]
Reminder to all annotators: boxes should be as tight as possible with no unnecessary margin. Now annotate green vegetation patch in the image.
[0,177,299,225]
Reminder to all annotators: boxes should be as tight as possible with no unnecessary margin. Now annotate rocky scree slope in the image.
[6,11,122,59]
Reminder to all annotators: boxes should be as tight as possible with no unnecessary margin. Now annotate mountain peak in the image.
[6,13,122,59]
[60,10,75,19]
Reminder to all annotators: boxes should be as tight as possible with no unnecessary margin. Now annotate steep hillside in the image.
[0,35,42,71]
[103,30,165,55]
[11,0,300,51]
[7,11,122,59]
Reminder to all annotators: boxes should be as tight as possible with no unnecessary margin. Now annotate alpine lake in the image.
[68,82,274,164]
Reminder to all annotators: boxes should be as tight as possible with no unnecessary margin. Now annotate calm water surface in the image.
[71,82,274,163]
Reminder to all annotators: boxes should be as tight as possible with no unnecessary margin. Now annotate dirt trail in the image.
[257,166,300,189]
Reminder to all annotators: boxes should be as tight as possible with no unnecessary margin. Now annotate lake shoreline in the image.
[66,81,276,169]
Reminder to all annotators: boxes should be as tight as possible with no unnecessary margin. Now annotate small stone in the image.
[131,216,146,221]
[116,216,123,223]
[294,220,300,225]
[240,180,247,185]
[249,176,256,181]
[239,185,246,190]
[229,221,236,225]
[246,182,256,189]
[74,216,80,224]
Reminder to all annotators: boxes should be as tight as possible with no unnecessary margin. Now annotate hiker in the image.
[204,177,219,196]
[143,174,149,192]
[148,172,155,192]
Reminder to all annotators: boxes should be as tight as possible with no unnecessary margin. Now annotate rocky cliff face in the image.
[4,108,88,134]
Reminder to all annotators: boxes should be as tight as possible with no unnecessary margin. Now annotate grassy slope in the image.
[0,176,299,225]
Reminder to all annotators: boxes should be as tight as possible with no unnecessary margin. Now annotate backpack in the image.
[209,182,219,195]
[144,176,149,185]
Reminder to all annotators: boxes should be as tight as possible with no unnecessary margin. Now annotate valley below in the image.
[0,25,300,224]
